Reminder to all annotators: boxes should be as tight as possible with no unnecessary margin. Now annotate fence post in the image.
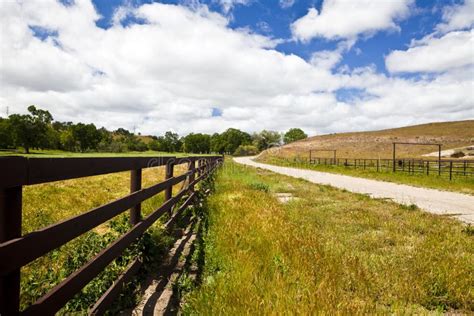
[0,185,22,315]
[377,159,379,172]
[189,159,196,192]
[427,161,430,175]
[449,161,453,180]
[165,160,175,216]
[464,161,467,176]
[130,169,142,225]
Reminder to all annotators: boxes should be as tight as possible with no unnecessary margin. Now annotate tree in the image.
[163,131,181,152]
[283,128,307,144]
[71,123,102,152]
[0,118,13,149]
[210,133,225,154]
[9,105,53,153]
[220,128,252,154]
[253,130,281,151]
[183,133,211,153]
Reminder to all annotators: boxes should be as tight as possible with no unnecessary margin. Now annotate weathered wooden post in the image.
[392,143,396,172]
[189,159,196,192]
[449,161,453,180]
[427,161,430,175]
[0,186,22,315]
[438,144,442,176]
[130,169,142,225]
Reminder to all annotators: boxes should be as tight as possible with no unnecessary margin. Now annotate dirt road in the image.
[234,157,474,224]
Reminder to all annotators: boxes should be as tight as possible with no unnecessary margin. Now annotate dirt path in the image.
[234,157,474,224]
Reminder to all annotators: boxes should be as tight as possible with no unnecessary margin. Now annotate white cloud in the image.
[0,0,472,137]
[279,0,295,9]
[436,0,474,33]
[216,0,251,14]
[386,30,474,73]
[291,0,413,42]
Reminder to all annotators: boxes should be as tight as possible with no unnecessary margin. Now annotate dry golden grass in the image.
[185,161,474,314]
[272,120,474,159]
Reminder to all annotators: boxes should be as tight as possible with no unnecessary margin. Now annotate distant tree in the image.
[71,123,102,152]
[253,130,281,151]
[183,133,211,153]
[0,117,13,149]
[220,128,252,154]
[9,105,53,153]
[210,133,225,154]
[163,131,181,152]
[114,128,133,137]
[283,128,307,144]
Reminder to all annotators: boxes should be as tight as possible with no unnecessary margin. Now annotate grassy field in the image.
[17,159,194,313]
[256,156,474,195]
[273,120,474,159]
[183,161,474,314]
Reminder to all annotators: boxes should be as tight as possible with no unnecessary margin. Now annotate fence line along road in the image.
[234,156,474,224]
[0,155,223,316]
[304,156,474,180]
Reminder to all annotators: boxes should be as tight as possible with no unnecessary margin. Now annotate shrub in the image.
[234,145,258,156]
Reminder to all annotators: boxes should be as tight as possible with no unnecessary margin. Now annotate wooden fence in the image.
[0,155,222,315]
[304,156,474,180]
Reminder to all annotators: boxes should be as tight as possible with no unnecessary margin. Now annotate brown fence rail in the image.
[304,156,474,180]
[0,155,223,315]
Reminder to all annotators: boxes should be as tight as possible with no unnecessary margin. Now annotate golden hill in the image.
[271,120,474,160]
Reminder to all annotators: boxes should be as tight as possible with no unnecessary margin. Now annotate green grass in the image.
[257,156,474,195]
[184,161,474,314]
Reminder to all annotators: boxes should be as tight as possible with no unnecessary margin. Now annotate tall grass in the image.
[184,161,474,314]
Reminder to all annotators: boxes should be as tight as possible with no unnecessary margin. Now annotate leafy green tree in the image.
[210,133,225,154]
[283,128,307,144]
[162,131,181,152]
[71,123,102,152]
[183,133,211,153]
[253,130,281,151]
[220,128,252,154]
[0,117,14,149]
[9,105,53,153]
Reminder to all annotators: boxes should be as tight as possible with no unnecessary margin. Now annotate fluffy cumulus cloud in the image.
[291,0,413,42]
[436,0,474,33]
[0,0,473,136]
[385,30,474,73]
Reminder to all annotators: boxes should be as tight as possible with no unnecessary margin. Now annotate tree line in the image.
[0,106,308,154]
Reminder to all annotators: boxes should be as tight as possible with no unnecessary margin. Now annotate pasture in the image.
[184,161,474,314]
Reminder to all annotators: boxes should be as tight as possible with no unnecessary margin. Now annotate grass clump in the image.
[184,161,474,314]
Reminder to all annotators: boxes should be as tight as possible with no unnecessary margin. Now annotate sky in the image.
[0,0,473,136]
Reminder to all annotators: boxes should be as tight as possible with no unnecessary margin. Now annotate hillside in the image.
[269,120,474,159]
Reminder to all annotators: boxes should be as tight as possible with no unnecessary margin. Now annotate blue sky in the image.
[1,0,473,135]
[90,0,451,75]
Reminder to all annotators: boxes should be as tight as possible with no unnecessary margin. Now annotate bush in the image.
[234,145,258,156]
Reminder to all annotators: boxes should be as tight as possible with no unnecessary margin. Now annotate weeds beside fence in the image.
[0,155,222,315]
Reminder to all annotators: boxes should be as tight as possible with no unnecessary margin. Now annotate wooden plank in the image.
[88,258,142,316]
[21,190,188,315]
[0,174,188,276]
[0,157,28,188]
[27,157,174,185]
[0,185,22,315]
